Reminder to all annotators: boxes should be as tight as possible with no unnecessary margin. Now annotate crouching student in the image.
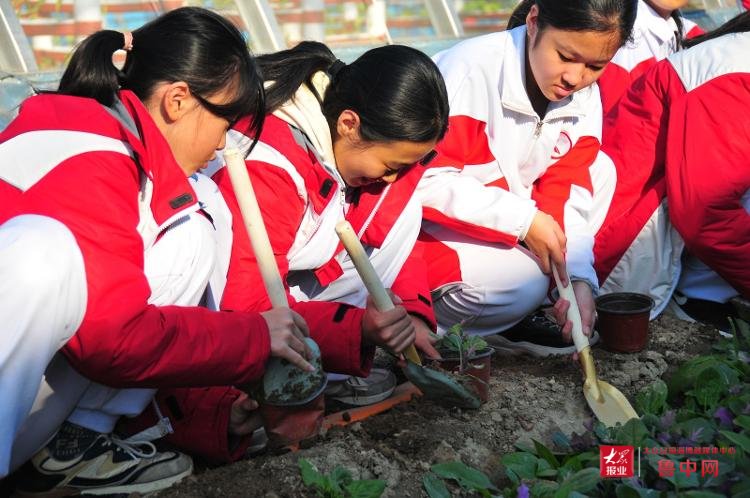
[414,0,637,356]
[0,8,312,495]
[593,11,750,331]
[598,0,703,115]
[213,41,449,406]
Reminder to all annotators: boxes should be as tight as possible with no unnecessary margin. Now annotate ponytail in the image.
[257,41,336,113]
[58,31,128,107]
[683,10,750,48]
[57,7,264,143]
[671,10,685,50]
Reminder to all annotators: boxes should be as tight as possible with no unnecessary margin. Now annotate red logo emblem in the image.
[600,445,634,478]
[551,131,573,159]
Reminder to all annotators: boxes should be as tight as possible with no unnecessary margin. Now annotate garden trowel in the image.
[552,265,638,427]
[335,220,482,410]
[224,148,324,404]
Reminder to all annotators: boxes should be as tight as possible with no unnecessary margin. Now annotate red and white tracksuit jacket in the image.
[594,31,750,312]
[0,91,272,462]
[214,75,435,376]
[598,0,703,115]
[416,27,612,333]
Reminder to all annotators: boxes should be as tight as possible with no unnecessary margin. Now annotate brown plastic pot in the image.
[595,292,655,353]
[258,378,327,450]
[430,347,494,403]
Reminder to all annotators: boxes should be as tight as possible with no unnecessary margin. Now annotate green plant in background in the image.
[422,318,750,497]
[298,459,386,498]
[423,460,500,498]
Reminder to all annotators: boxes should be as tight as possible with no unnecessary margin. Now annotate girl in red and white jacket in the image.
[594,11,750,327]
[415,0,638,356]
[0,8,311,493]
[598,0,703,115]
[213,42,449,401]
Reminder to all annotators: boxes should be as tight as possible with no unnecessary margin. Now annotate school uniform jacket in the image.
[417,26,605,290]
[0,91,272,461]
[598,0,702,115]
[594,32,750,302]
[215,114,436,376]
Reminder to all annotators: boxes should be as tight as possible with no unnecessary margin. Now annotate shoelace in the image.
[103,434,158,459]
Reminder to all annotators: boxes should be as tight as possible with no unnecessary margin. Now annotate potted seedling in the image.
[430,323,495,403]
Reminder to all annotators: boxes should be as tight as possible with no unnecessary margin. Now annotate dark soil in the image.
[158,312,719,498]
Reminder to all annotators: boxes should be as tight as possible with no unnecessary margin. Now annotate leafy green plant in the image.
[298,459,386,498]
[423,460,500,498]
[435,323,489,371]
[493,318,750,497]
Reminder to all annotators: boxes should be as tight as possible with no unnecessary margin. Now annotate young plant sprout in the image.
[435,323,489,372]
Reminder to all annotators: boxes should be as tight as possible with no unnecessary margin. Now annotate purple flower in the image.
[714,407,734,427]
[517,483,530,498]
[659,410,676,431]
[657,432,672,445]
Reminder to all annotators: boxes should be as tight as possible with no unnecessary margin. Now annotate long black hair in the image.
[58,7,264,140]
[507,0,638,47]
[683,10,750,48]
[257,41,449,144]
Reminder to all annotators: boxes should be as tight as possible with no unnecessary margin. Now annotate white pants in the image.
[1,176,228,477]
[422,222,549,336]
[289,196,422,308]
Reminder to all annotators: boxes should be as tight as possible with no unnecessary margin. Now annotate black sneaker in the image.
[487,308,599,357]
[669,293,737,335]
[13,422,192,496]
[324,368,397,406]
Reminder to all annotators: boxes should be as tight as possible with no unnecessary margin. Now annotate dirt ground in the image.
[159,312,718,498]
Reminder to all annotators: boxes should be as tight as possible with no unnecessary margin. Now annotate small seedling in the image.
[298,458,386,498]
[435,323,489,371]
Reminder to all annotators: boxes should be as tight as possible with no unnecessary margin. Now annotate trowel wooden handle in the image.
[551,265,589,353]
[335,220,422,365]
[225,148,289,309]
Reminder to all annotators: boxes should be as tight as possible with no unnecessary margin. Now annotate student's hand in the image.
[551,280,596,348]
[361,292,416,354]
[260,308,315,372]
[411,315,441,359]
[524,211,567,279]
[229,392,262,437]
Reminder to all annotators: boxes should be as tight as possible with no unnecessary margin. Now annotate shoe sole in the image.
[80,462,193,496]
[327,387,396,407]
[486,331,600,358]
[14,463,194,497]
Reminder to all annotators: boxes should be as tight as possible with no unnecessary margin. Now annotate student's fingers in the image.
[386,289,403,306]
[388,319,416,354]
[560,320,573,343]
[552,299,570,326]
[279,345,315,373]
[291,310,310,337]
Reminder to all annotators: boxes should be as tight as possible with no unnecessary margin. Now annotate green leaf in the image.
[636,380,668,416]
[685,368,726,409]
[533,439,560,468]
[345,479,386,498]
[423,473,451,498]
[502,452,538,483]
[615,485,662,498]
[531,479,560,498]
[536,468,559,478]
[299,459,326,488]
[733,414,750,431]
[680,492,726,498]
[669,357,740,397]
[330,467,352,493]
[614,418,650,447]
[719,430,750,452]
[554,468,600,498]
[731,478,750,498]
[431,461,497,492]
[676,418,717,444]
